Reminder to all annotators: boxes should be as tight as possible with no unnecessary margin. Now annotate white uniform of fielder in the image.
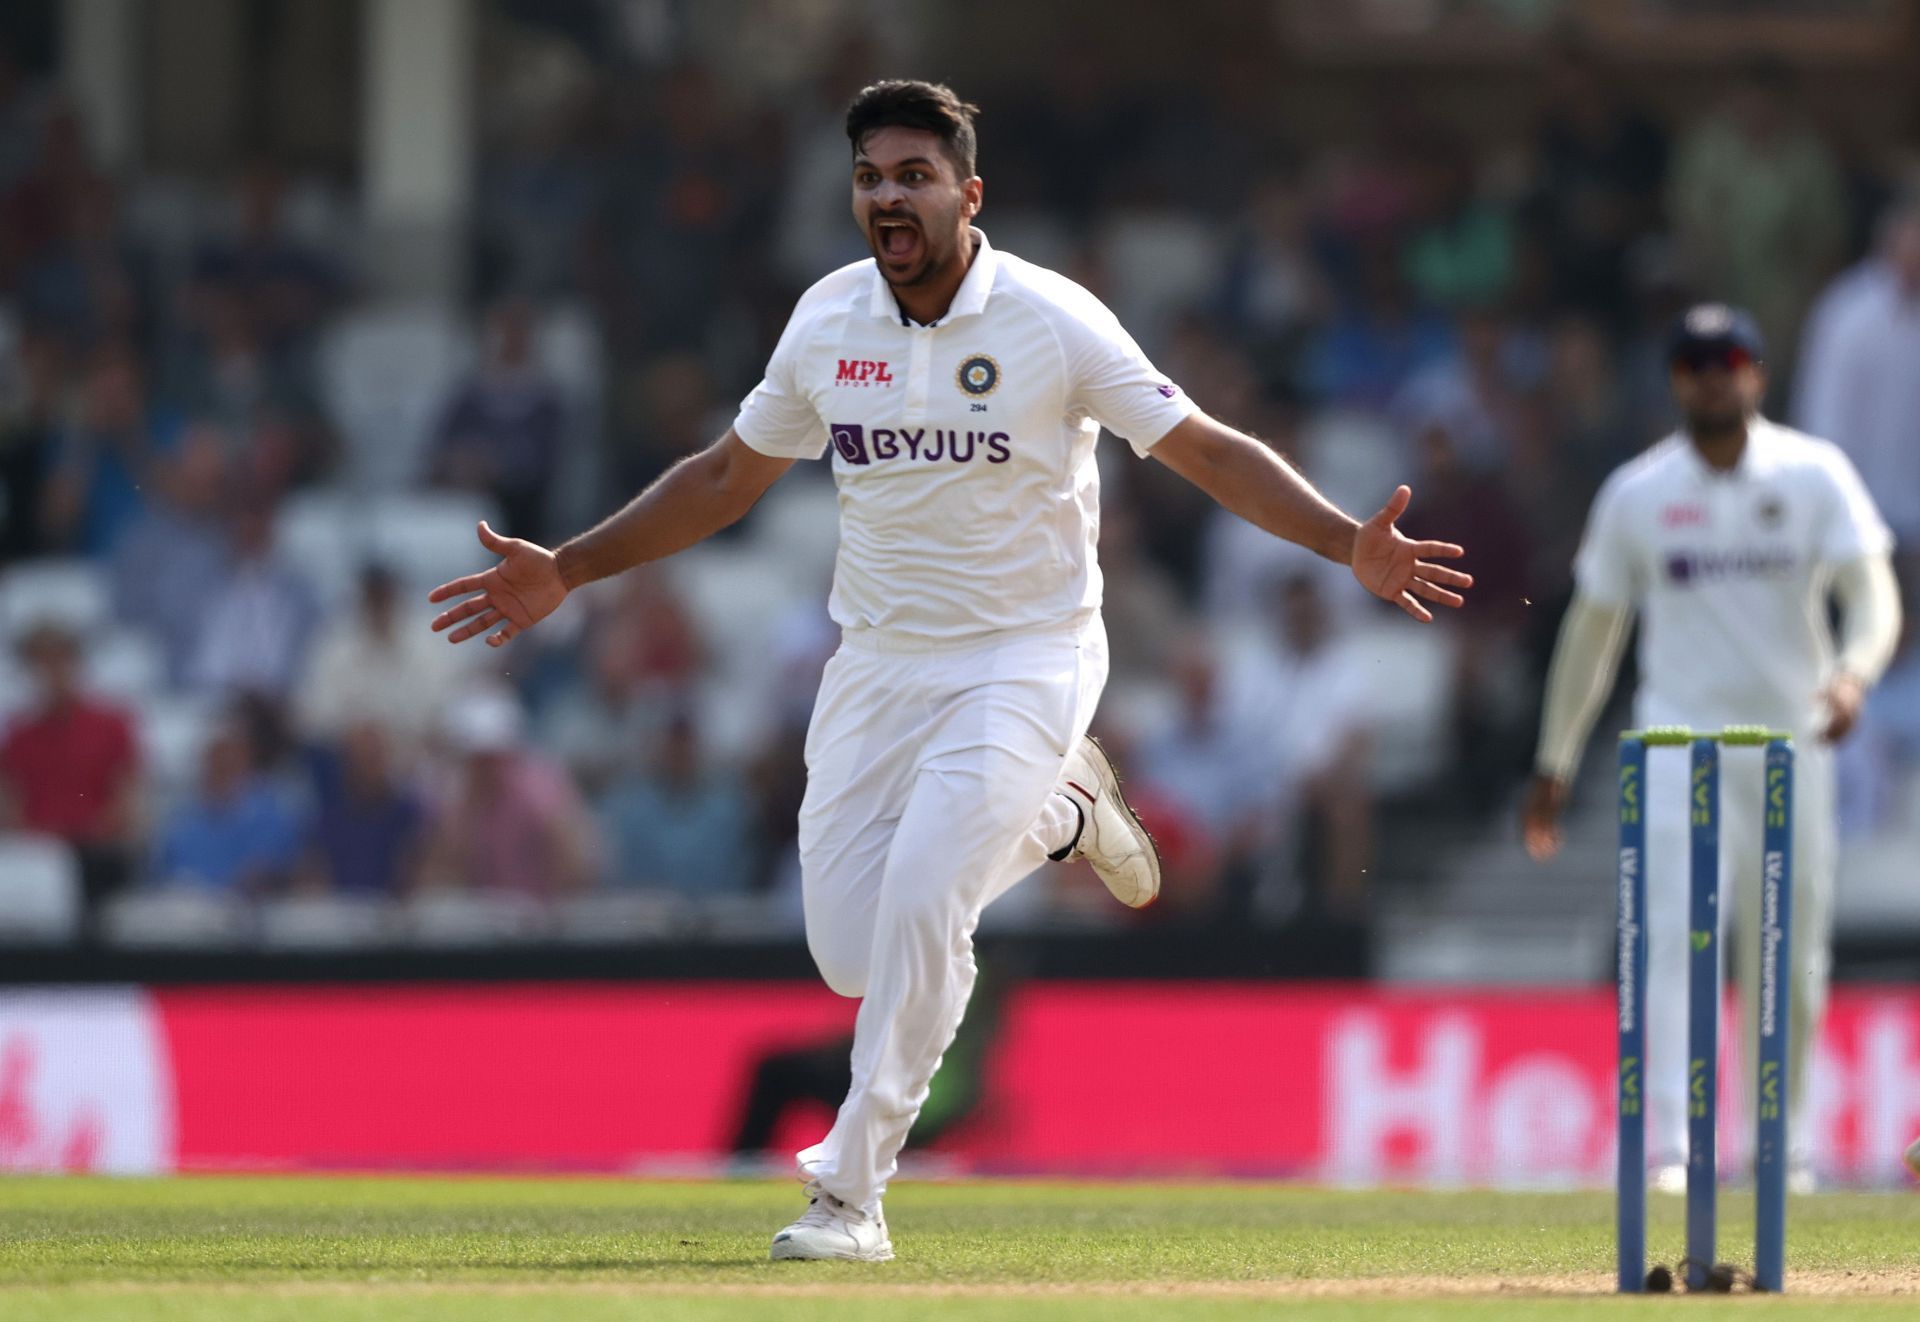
[1569,418,1892,1173]
[733,228,1194,1220]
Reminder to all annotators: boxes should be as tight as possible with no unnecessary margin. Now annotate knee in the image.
[808,933,868,998]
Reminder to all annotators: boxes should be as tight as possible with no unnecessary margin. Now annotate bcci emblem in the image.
[956,354,1000,397]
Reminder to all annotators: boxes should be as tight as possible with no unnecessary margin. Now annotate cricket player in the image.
[1524,304,1902,1189]
[431,81,1471,1259]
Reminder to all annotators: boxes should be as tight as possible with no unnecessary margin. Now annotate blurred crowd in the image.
[1,22,1918,946]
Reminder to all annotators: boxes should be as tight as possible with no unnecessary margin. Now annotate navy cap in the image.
[1667,303,1765,362]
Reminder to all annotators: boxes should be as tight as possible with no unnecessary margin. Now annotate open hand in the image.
[428,521,568,648]
[1351,485,1473,622]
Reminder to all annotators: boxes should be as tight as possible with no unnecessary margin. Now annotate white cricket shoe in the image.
[1060,736,1161,909]
[769,1181,894,1262]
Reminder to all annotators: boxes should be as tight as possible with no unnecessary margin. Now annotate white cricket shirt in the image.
[1573,418,1894,734]
[733,229,1196,642]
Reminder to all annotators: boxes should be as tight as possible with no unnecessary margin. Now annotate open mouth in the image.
[873,216,922,266]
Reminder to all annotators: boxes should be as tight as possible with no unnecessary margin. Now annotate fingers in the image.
[1409,539,1467,560]
[1410,578,1465,609]
[1396,591,1434,624]
[430,596,492,633]
[428,574,490,604]
[448,609,504,644]
[486,621,520,648]
[1372,484,1412,525]
[476,520,512,554]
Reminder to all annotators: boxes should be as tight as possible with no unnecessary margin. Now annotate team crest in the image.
[956,354,1000,397]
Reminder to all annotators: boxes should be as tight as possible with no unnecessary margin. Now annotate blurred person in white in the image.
[418,686,597,900]
[597,708,757,895]
[296,719,429,898]
[297,563,463,749]
[1524,304,1902,1190]
[1222,573,1374,922]
[1792,196,1920,563]
[187,500,318,701]
[429,81,1469,1260]
[109,423,231,684]
[1667,56,1846,384]
[428,297,567,543]
[0,622,140,913]
[153,713,301,896]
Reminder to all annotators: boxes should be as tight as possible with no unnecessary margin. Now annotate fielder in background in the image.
[429,80,1473,1260]
[1524,304,1902,1190]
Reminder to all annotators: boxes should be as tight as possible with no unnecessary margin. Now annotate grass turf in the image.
[2,1176,1918,1319]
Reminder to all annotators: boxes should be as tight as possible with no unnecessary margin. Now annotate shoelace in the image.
[795,1180,866,1230]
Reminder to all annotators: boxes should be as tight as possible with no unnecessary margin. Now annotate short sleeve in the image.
[1062,300,1197,456]
[1817,446,1895,565]
[1572,476,1640,607]
[733,308,828,460]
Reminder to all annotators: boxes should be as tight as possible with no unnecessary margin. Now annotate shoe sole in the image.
[1080,735,1162,908]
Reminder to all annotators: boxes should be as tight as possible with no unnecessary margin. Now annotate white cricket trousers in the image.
[1642,736,1835,1171]
[793,615,1108,1214]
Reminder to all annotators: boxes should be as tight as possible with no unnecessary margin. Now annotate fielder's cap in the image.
[1667,303,1764,362]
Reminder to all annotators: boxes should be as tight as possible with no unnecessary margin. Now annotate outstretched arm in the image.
[1149,410,1471,622]
[429,429,792,647]
[1522,591,1634,860]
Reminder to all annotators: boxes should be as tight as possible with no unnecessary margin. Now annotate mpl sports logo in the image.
[835,359,894,387]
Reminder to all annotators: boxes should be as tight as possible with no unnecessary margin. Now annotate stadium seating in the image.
[0,834,84,943]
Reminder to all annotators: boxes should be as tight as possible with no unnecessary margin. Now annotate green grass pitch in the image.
[3,1176,1918,1319]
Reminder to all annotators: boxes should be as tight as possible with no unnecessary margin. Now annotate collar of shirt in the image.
[1678,415,1775,483]
[866,227,998,326]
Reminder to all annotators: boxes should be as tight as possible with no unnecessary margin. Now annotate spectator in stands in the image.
[427,297,566,542]
[1302,241,1453,410]
[1213,174,1323,381]
[598,709,756,895]
[0,41,48,201]
[533,611,668,794]
[298,562,463,748]
[187,159,342,364]
[419,686,597,899]
[1793,195,1920,558]
[1401,137,1514,311]
[0,320,61,563]
[0,622,140,910]
[109,422,231,683]
[153,713,302,894]
[188,500,318,700]
[1668,56,1846,378]
[42,342,172,555]
[298,719,428,896]
[1527,39,1668,332]
[1391,307,1530,472]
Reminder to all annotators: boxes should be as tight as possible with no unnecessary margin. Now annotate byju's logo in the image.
[829,424,871,465]
[1666,549,1796,586]
[835,360,894,387]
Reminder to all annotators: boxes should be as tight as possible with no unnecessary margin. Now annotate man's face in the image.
[851,126,981,290]
[1670,348,1765,433]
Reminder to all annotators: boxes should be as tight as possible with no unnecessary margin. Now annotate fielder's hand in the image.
[1521,773,1570,862]
[1818,671,1866,744]
[428,521,568,648]
[1350,485,1473,623]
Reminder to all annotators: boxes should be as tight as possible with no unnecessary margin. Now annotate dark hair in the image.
[845,80,980,178]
